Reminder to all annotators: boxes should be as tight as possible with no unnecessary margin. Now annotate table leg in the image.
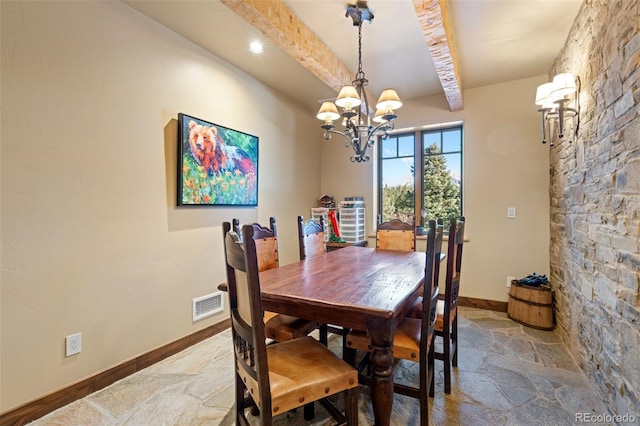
[368,319,395,426]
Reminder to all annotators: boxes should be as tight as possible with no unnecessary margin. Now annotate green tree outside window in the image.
[423,143,461,221]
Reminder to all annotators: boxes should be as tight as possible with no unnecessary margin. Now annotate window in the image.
[379,135,415,224]
[378,125,463,226]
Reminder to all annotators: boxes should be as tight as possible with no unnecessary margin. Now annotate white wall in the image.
[1,1,320,411]
[322,76,551,302]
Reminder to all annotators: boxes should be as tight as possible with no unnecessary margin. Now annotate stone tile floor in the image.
[29,307,610,425]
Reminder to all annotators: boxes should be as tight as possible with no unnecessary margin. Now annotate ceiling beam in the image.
[412,0,464,111]
[220,0,352,94]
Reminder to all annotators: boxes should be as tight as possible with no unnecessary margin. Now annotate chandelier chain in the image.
[355,11,366,82]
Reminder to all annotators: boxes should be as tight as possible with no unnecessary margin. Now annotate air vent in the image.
[193,292,223,322]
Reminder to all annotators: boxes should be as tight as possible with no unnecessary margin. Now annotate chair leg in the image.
[428,342,435,398]
[420,352,428,426]
[420,393,428,426]
[236,374,253,424]
[344,345,357,368]
[344,386,359,425]
[452,316,458,367]
[303,402,315,421]
[341,328,351,361]
[443,328,452,394]
[319,324,328,346]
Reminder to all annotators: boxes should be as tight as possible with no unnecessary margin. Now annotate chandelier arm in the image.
[369,121,394,137]
[324,128,355,145]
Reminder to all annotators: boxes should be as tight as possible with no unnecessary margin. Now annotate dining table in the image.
[258,245,427,426]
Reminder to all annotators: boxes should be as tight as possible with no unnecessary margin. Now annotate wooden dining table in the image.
[258,245,426,426]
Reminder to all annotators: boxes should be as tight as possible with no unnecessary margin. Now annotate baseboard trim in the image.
[0,319,231,426]
[458,296,508,312]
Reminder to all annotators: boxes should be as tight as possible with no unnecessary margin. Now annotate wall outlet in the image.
[66,333,82,357]
[507,276,515,288]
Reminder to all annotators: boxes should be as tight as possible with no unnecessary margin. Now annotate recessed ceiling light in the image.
[249,40,264,54]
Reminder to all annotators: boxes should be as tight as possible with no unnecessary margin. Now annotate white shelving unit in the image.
[338,207,366,243]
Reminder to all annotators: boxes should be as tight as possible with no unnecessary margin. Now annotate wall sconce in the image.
[534,73,581,146]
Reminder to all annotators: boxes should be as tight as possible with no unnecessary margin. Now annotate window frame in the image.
[377,124,463,225]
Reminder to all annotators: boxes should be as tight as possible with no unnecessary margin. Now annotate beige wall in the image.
[2,1,555,414]
[1,1,320,411]
[322,76,551,302]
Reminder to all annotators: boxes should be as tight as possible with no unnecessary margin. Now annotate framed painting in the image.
[177,113,258,206]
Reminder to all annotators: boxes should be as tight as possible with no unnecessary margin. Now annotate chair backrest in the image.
[232,217,279,272]
[222,222,272,415]
[297,215,325,260]
[376,219,415,252]
[423,219,444,311]
[442,217,465,322]
[419,220,443,365]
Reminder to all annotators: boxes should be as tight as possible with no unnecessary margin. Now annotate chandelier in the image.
[316,2,402,163]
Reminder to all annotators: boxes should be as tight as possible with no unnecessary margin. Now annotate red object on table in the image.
[328,210,340,236]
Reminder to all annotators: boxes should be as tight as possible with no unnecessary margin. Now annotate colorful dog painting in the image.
[178,113,258,206]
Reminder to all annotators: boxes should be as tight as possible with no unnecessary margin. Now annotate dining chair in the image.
[433,217,465,394]
[222,222,359,425]
[217,220,242,293]
[376,218,416,252]
[219,218,321,343]
[297,215,326,260]
[297,215,331,346]
[344,220,443,425]
[249,218,323,343]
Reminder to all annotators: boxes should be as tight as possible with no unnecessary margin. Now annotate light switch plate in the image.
[507,207,516,219]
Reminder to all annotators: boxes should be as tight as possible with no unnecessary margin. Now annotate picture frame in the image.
[177,113,258,206]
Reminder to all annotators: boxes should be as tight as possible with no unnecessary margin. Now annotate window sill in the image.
[367,234,470,242]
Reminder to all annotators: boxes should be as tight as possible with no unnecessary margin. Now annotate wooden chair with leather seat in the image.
[376,218,416,252]
[404,217,466,394]
[217,219,242,293]
[433,216,465,394]
[297,215,326,261]
[246,218,322,343]
[222,222,359,425]
[219,218,321,343]
[344,220,443,425]
[297,215,330,345]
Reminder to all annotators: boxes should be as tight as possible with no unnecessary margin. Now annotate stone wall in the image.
[549,0,639,418]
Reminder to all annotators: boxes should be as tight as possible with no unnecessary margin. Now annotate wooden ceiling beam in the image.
[220,0,352,94]
[412,0,464,111]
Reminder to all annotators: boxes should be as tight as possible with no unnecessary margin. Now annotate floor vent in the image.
[193,292,223,322]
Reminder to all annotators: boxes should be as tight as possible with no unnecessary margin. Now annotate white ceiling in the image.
[123,0,582,113]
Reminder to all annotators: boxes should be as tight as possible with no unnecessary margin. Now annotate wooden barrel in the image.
[507,281,554,330]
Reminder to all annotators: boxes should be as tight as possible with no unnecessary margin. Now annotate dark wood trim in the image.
[458,296,508,312]
[0,319,231,426]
